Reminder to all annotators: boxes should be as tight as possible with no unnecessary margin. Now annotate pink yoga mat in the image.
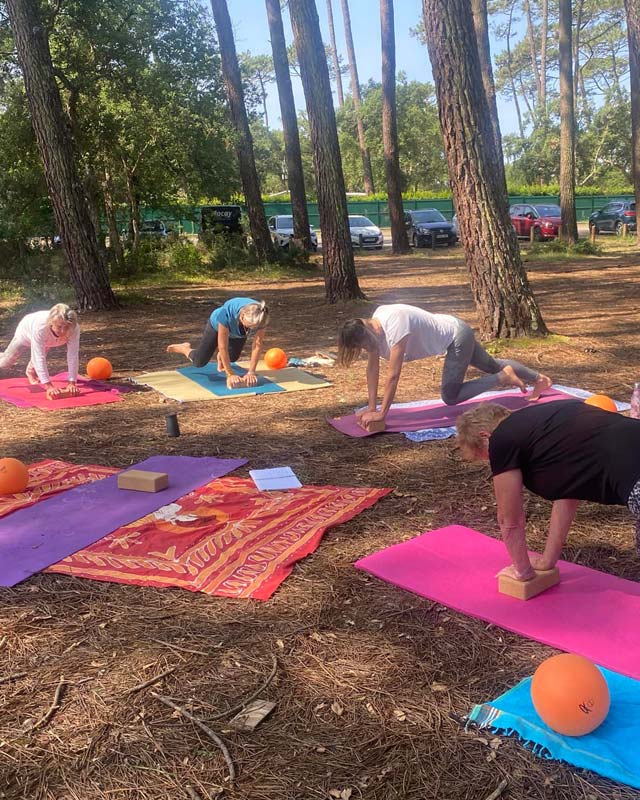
[0,372,124,410]
[329,388,575,437]
[356,525,640,679]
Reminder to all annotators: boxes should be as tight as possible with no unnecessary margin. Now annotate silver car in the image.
[268,215,318,251]
[348,215,384,249]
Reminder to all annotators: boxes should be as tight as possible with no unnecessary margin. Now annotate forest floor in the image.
[1,237,640,800]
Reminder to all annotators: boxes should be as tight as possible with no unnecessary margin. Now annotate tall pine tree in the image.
[421,0,547,338]
[6,0,117,310]
[288,0,363,302]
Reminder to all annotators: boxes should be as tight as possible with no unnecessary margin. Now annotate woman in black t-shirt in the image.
[456,399,640,583]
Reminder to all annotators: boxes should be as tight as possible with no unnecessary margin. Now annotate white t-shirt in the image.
[12,310,80,383]
[372,304,458,361]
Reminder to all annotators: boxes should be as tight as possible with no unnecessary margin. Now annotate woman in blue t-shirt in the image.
[167,297,269,388]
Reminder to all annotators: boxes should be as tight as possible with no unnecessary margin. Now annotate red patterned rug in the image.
[3,460,389,600]
[0,459,116,518]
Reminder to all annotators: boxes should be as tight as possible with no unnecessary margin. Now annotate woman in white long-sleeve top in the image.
[0,303,80,399]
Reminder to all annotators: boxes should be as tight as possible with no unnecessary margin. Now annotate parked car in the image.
[404,209,457,248]
[267,215,318,251]
[139,220,168,239]
[589,200,637,235]
[510,203,561,240]
[348,215,384,249]
[200,204,243,237]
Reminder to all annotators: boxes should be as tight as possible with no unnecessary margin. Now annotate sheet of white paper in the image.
[249,467,302,491]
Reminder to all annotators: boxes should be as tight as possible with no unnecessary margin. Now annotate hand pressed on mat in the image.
[45,381,79,400]
[357,409,386,430]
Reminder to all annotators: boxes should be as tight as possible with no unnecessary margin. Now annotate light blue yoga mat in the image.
[468,668,640,789]
[178,363,285,397]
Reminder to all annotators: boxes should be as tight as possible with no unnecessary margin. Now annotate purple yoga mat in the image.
[356,525,640,680]
[0,455,246,587]
[328,388,576,437]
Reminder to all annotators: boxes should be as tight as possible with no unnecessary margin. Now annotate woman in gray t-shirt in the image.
[337,303,551,430]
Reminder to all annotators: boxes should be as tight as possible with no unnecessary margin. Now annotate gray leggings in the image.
[440,319,539,405]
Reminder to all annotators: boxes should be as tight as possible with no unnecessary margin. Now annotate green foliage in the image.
[250,122,287,196]
[490,0,631,187]
[337,78,448,193]
[264,187,633,203]
[504,183,634,197]
[111,235,312,285]
[530,238,603,256]
[0,83,53,239]
[483,333,571,355]
[0,0,240,243]
[203,234,260,272]
[238,52,274,123]
[113,239,212,283]
[522,239,604,264]
[0,0,634,247]
[0,249,75,314]
[164,240,206,275]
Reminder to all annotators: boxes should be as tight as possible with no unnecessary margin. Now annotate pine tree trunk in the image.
[326,0,345,107]
[288,0,364,302]
[210,0,275,262]
[339,0,375,194]
[626,0,640,245]
[83,167,104,250]
[506,1,525,139]
[265,0,312,250]
[540,0,548,117]
[524,0,542,113]
[380,0,409,253]
[421,0,547,339]
[125,169,142,251]
[5,0,117,310]
[573,0,584,109]
[102,170,125,271]
[471,0,504,167]
[558,0,578,242]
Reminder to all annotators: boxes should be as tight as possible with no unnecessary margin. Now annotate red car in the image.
[510,203,561,240]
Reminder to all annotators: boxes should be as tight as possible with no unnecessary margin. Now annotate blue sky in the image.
[229,0,522,135]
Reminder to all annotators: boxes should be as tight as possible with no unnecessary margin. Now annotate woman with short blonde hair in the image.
[0,303,81,399]
[167,297,270,389]
[458,399,640,582]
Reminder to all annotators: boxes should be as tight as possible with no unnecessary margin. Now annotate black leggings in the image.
[190,320,247,368]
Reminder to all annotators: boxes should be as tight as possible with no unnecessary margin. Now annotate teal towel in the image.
[468,668,640,789]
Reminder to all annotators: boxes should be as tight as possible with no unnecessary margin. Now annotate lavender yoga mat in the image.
[329,387,575,438]
[0,455,246,587]
[356,525,640,680]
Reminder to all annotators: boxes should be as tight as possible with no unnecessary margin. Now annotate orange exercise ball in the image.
[531,654,610,736]
[264,347,287,370]
[584,394,617,413]
[0,458,29,494]
[86,357,113,380]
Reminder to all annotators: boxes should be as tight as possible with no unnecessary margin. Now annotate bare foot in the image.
[166,342,192,359]
[529,374,552,402]
[26,369,39,385]
[497,365,526,394]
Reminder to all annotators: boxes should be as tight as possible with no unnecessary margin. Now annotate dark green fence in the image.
[141,195,635,232]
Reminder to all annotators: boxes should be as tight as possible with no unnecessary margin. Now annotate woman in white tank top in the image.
[337,303,551,430]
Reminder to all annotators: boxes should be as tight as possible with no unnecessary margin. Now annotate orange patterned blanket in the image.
[2,460,389,600]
